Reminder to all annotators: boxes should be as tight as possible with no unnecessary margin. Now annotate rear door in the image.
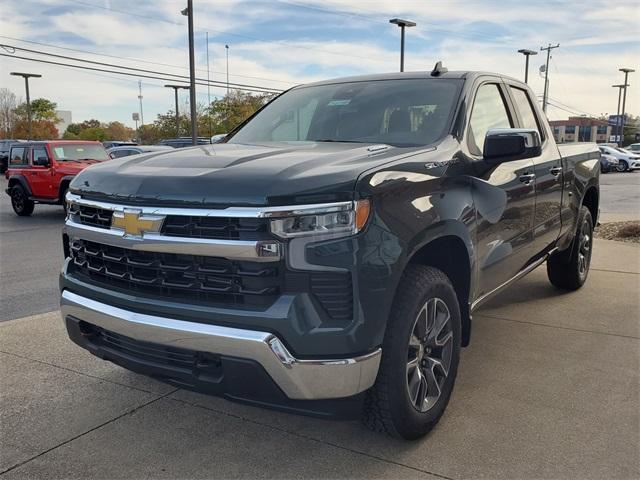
[467,81,537,295]
[506,83,563,253]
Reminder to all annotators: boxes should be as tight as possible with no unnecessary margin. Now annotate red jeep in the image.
[4,140,110,216]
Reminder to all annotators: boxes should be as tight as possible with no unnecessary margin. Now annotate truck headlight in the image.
[269,200,370,239]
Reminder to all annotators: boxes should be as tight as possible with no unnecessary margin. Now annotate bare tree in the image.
[0,88,18,138]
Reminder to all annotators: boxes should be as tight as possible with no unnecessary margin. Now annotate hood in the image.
[70,142,412,206]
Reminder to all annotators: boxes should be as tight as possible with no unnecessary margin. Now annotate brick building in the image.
[549,117,612,144]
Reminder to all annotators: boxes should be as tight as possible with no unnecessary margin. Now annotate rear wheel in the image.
[547,206,593,290]
[10,184,35,216]
[363,265,461,440]
[616,160,628,172]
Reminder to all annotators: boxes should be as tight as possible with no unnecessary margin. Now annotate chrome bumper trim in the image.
[63,221,281,262]
[60,290,381,400]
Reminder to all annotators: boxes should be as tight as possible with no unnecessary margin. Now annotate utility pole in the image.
[181,0,198,145]
[540,43,559,113]
[389,19,416,72]
[206,31,212,137]
[138,80,144,125]
[165,85,190,137]
[225,44,230,97]
[517,49,537,84]
[10,72,42,140]
[619,68,635,147]
[612,84,627,144]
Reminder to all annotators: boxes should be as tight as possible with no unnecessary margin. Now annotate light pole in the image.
[517,49,537,84]
[389,18,416,72]
[10,72,42,140]
[612,84,627,144]
[619,68,635,147]
[165,85,190,137]
[181,0,198,145]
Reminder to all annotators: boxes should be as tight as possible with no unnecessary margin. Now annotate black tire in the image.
[547,206,593,290]
[61,185,69,214]
[363,265,461,440]
[616,160,628,172]
[10,184,35,216]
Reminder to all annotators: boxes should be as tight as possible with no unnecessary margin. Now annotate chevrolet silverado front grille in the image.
[162,215,270,240]
[70,204,272,241]
[69,204,113,228]
[68,239,280,308]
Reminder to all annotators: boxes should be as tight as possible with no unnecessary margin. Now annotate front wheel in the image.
[547,206,593,290]
[10,185,35,216]
[363,265,461,440]
[616,160,628,172]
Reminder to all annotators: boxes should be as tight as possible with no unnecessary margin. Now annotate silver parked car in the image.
[107,145,174,159]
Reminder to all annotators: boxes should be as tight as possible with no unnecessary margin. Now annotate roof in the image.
[549,118,609,127]
[15,140,102,146]
[300,70,519,88]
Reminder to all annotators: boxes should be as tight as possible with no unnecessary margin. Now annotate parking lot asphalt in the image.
[0,238,638,479]
[1,171,639,322]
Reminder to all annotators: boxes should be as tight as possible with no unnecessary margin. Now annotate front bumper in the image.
[60,290,381,402]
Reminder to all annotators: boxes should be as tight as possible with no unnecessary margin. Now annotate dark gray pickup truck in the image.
[60,68,599,439]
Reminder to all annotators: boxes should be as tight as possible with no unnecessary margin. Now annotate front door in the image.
[507,85,563,252]
[467,82,537,296]
[28,146,54,198]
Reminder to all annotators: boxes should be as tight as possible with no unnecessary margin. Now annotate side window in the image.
[111,150,130,158]
[9,147,27,166]
[510,87,544,140]
[468,84,512,155]
[33,147,49,163]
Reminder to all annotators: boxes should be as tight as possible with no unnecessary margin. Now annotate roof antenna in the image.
[431,61,448,77]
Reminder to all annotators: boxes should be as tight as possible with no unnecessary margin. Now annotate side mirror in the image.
[109,152,116,159]
[33,156,50,167]
[483,129,542,164]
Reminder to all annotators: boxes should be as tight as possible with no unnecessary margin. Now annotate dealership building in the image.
[549,117,612,144]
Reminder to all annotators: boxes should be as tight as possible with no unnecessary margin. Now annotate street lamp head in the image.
[180,6,189,16]
[389,18,416,28]
[517,49,538,56]
[10,72,42,78]
[619,68,635,74]
[612,84,628,88]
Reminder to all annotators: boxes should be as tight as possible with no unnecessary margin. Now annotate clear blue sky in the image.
[1,0,638,127]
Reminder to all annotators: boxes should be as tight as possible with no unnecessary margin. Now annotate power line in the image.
[0,35,295,86]
[1,45,283,93]
[1,53,281,95]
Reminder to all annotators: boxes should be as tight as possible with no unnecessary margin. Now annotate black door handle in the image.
[519,173,536,184]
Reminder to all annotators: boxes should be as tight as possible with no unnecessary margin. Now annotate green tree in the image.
[77,127,108,141]
[14,98,59,122]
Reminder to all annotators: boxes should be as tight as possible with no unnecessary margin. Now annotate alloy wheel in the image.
[577,219,592,277]
[12,189,24,212]
[406,297,453,413]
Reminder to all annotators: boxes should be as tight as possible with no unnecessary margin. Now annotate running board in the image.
[470,248,558,311]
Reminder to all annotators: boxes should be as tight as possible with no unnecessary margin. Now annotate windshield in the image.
[51,144,110,161]
[229,79,461,147]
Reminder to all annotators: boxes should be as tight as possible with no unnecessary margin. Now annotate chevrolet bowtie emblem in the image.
[111,209,165,237]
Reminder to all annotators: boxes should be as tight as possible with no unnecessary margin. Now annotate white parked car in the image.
[598,145,640,172]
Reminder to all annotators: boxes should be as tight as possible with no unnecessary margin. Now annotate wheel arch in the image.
[7,175,33,197]
[404,224,474,347]
[581,184,599,225]
[58,175,75,203]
